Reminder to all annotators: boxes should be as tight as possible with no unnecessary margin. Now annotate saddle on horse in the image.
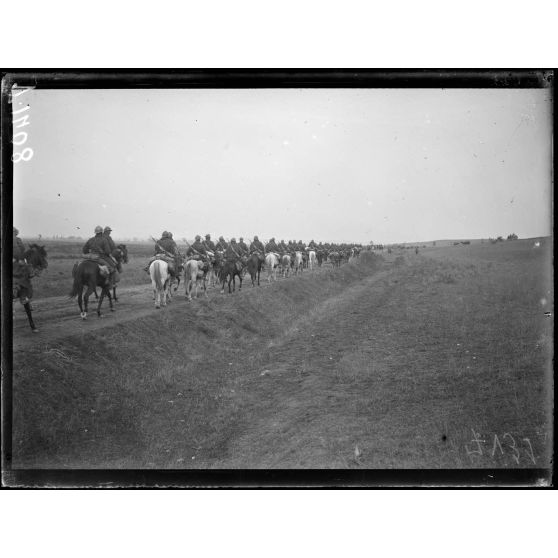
[83,254,116,284]
[146,253,178,275]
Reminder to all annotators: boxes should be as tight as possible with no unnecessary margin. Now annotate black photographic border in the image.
[1,69,554,488]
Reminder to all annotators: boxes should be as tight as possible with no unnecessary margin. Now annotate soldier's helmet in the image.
[219,236,225,241]
[270,237,275,241]
[280,239,284,243]
[195,235,201,241]
[239,237,244,241]
[254,235,259,241]
[13,227,19,235]
[95,225,103,234]
[104,226,112,233]
[231,238,236,243]
[205,234,211,239]
[162,231,169,238]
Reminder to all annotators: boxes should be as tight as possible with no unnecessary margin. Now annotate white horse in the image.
[293,251,303,275]
[185,259,208,301]
[265,252,279,282]
[149,259,171,308]
[308,250,317,270]
[281,254,291,278]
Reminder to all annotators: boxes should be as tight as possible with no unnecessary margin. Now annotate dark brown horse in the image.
[70,248,127,319]
[246,252,264,286]
[93,244,128,301]
[219,257,247,294]
[13,244,48,332]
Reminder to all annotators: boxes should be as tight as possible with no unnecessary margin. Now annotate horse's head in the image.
[114,244,128,264]
[25,244,48,274]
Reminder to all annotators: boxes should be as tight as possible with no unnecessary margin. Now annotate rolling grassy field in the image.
[11,239,553,470]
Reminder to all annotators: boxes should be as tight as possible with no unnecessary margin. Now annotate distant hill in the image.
[388,236,551,248]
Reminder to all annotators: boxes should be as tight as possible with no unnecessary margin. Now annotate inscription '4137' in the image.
[465,429,536,465]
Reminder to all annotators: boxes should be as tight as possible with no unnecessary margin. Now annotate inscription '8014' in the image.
[11,86,34,163]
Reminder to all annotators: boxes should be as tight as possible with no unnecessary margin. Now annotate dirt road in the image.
[12,261,345,351]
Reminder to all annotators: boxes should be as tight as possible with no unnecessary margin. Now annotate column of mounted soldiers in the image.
[137,232,362,281]
[22,225,362,287]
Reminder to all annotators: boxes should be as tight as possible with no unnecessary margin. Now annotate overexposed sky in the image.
[12,87,552,243]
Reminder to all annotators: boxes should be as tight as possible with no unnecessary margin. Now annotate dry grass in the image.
[11,242,553,469]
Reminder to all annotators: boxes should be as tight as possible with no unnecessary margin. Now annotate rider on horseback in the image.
[83,226,117,284]
[216,236,228,252]
[250,235,265,263]
[13,227,26,263]
[265,237,279,255]
[144,231,180,277]
[203,234,216,252]
[188,235,208,259]
[308,239,318,250]
[13,227,32,305]
[278,239,288,254]
[238,237,250,256]
[224,238,244,272]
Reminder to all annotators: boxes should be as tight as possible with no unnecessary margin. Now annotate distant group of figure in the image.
[142,231,363,282]
[12,224,365,329]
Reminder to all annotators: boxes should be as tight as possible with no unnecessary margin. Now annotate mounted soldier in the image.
[103,226,116,252]
[13,226,31,305]
[238,236,249,256]
[203,234,216,252]
[144,231,180,278]
[308,239,318,251]
[13,227,26,263]
[278,239,288,254]
[224,238,246,277]
[83,226,118,285]
[250,235,265,263]
[187,235,208,260]
[225,238,242,262]
[216,236,228,252]
[265,237,279,255]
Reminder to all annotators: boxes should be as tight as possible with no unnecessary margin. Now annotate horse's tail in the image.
[69,262,82,298]
[153,261,163,290]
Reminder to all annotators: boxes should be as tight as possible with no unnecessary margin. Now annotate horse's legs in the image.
[162,281,168,307]
[96,288,105,317]
[23,302,38,332]
[166,279,172,303]
[107,287,114,312]
[238,273,242,291]
[77,286,86,319]
[83,285,95,317]
[112,286,118,302]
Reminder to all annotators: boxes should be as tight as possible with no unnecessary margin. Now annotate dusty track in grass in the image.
[12,263,341,351]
